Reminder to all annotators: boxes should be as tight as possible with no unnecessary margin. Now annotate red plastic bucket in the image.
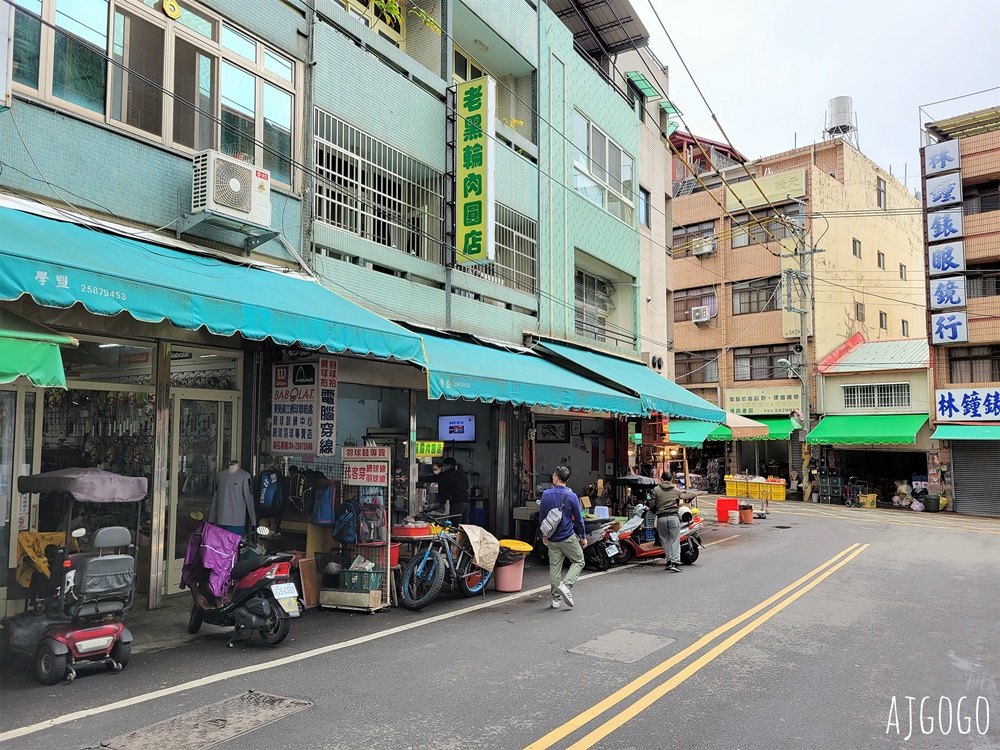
[389,542,400,567]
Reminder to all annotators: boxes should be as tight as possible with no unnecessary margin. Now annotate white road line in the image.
[704,535,739,547]
[0,566,627,744]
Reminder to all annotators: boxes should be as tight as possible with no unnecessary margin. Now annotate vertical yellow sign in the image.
[456,76,496,264]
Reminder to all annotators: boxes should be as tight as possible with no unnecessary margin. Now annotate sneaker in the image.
[550,599,562,609]
[557,582,574,608]
[665,563,682,572]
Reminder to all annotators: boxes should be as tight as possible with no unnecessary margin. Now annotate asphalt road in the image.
[2,503,999,749]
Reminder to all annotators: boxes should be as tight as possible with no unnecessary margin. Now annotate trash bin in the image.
[923,495,941,512]
[495,539,532,592]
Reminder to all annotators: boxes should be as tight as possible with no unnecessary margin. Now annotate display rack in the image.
[317,450,392,613]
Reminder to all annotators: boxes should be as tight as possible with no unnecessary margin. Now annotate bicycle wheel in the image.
[457,554,492,597]
[401,548,445,610]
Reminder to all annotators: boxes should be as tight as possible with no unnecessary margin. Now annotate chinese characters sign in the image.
[930,311,968,344]
[929,241,965,276]
[927,208,963,243]
[935,388,1000,422]
[726,169,805,211]
[271,358,337,456]
[415,441,444,458]
[342,447,390,487]
[924,140,960,177]
[925,173,963,208]
[725,386,801,415]
[930,275,967,310]
[456,76,496,265]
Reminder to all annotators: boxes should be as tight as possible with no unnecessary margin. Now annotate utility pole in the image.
[783,198,822,502]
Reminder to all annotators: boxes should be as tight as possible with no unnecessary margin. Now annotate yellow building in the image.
[670,137,925,485]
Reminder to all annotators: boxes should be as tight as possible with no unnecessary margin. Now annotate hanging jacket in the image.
[180,522,241,598]
[650,481,681,517]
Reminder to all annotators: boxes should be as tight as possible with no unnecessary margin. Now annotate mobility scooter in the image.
[0,468,145,684]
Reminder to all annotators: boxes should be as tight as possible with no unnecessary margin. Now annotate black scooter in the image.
[183,523,299,648]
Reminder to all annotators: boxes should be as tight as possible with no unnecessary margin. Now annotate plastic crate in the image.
[769,484,786,501]
[339,570,385,591]
[748,482,764,499]
[640,528,656,542]
[725,480,738,496]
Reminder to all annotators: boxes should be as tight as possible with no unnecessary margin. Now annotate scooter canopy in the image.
[18,468,148,503]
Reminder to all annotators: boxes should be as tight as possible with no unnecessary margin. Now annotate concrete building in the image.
[923,106,1000,516]
[669,136,925,487]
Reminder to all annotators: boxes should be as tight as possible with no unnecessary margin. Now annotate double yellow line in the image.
[525,543,869,750]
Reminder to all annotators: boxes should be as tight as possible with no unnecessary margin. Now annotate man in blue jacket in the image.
[539,465,588,609]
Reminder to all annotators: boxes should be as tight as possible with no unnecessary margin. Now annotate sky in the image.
[633,0,1000,192]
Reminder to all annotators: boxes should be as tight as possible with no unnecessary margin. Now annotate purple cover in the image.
[180,522,241,598]
[17,468,148,503]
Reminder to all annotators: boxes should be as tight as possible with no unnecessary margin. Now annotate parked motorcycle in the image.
[613,503,704,566]
[1,468,144,684]
[182,522,299,648]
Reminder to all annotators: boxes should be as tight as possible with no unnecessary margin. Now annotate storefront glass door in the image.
[165,391,238,593]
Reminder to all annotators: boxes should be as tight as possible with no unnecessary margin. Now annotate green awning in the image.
[807,414,928,445]
[420,332,643,415]
[931,423,1000,441]
[624,71,661,100]
[537,342,725,422]
[659,99,683,116]
[667,420,717,447]
[667,418,780,447]
[0,207,427,365]
[0,308,77,388]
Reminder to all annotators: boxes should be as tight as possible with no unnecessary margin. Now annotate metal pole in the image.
[148,339,171,608]
[798,236,813,502]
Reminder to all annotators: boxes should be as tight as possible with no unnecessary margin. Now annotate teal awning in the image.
[537,342,725,422]
[667,420,717,448]
[0,308,78,388]
[740,417,796,441]
[0,207,427,364]
[624,71,661,100]
[420,332,643,414]
[931,423,1000,441]
[807,414,927,445]
[659,99,683,116]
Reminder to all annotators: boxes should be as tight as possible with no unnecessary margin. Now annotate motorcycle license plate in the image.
[605,544,620,557]
[271,583,300,616]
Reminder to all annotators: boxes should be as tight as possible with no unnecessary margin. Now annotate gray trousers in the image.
[656,514,681,565]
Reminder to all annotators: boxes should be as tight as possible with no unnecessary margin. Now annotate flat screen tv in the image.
[439,415,476,442]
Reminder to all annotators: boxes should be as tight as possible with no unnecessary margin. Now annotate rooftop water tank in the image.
[827,96,854,134]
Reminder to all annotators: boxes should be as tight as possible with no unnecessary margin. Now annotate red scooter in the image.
[613,503,704,565]
[183,524,299,648]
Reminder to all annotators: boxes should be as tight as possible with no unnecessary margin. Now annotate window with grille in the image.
[675,350,719,384]
[674,286,717,321]
[964,180,1000,216]
[314,109,445,263]
[965,263,1000,298]
[856,301,865,322]
[730,206,801,248]
[842,383,911,410]
[733,344,796,381]
[458,205,538,294]
[575,268,618,343]
[949,346,1000,383]
[732,277,780,315]
[672,221,716,257]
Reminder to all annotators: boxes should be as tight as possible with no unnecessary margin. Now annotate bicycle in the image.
[400,521,492,611]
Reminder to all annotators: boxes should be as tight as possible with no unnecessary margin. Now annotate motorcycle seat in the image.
[230,554,289,581]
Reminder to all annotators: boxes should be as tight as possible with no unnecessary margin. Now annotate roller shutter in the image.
[951,441,1000,516]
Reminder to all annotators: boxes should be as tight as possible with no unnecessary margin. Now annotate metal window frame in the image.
[313,109,445,264]
[456,204,538,295]
[842,382,910,410]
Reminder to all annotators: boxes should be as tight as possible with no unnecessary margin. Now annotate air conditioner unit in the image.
[691,237,716,256]
[691,305,711,324]
[191,150,272,229]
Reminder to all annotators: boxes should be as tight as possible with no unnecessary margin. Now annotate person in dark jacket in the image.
[650,471,682,572]
[539,465,587,609]
[437,457,470,524]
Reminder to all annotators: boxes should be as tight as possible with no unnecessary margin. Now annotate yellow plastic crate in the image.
[748,482,764,498]
[725,480,738,496]
[769,484,786,501]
